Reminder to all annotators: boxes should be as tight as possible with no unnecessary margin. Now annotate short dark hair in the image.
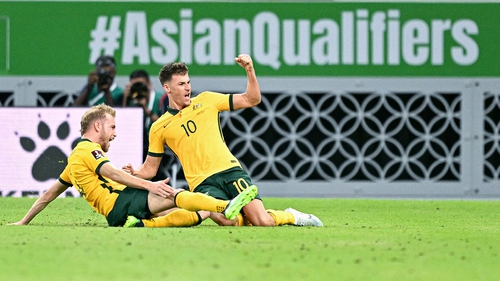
[159,62,189,85]
[95,55,116,68]
[129,69,150,82]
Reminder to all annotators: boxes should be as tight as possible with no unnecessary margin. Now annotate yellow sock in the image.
[174,191,228,213]
[236,214,245,226]
[235,214,253,226]
[267,209,295,226]
[141,209,202,227]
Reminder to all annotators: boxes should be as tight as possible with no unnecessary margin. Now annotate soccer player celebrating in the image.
[123,54,323,227]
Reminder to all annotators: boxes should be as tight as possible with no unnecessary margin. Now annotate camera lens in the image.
[131,82,149,99]
[97,69,112,85]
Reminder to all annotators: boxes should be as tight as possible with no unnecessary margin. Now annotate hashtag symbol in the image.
[88,16,121,64]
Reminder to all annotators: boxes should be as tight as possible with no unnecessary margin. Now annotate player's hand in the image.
[149,178,174,198]
[234,54,254,72]
[122,163,135,175]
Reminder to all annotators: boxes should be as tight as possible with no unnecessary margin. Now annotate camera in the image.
[130,82,149,100]
[97,68,113,86]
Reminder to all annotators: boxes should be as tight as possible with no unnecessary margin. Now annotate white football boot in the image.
[284,208,324,227]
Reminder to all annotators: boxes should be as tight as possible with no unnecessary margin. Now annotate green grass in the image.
[1,197,499,281]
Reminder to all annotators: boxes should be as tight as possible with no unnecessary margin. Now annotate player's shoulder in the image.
[195,91,224,98]
[151,111,174,130]
[193,91,228,104]
[70,139,103,161]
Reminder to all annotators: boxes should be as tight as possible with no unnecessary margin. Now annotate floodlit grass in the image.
[1,197,499,281]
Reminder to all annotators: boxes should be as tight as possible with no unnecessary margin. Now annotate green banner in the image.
[1,1,499,77]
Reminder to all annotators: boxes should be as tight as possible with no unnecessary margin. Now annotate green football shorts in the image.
[193,167,261,201]
[106,187,153,226]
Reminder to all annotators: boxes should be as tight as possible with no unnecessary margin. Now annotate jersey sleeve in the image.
[148,129,165,157]
[58,165,73,186]
[201,91,232,111]
[83,147,111,175]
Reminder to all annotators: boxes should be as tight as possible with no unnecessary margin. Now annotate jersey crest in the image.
[91,149,104,160]
[192,102,203,110]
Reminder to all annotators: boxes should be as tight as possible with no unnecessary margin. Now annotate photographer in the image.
[73,55,124,106]
[122,70,163,159]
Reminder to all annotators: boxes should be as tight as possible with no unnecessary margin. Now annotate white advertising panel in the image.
[0,107,144,197]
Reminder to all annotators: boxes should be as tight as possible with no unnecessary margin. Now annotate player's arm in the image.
[100,160,172,197]
[123,155,162,180]
[8,180,69,225]
[232,54,261,110]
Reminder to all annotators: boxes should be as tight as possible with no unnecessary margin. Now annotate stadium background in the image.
[0,0,499,198]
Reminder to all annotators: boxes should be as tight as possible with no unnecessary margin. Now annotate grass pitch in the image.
[1,197,499,281]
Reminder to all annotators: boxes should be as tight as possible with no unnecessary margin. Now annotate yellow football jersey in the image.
[59,139,126,216]
[148,91,242,190]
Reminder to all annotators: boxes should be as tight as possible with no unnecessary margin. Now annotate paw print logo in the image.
[15,114,79,182]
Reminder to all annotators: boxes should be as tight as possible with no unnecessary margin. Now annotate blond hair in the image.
[80,103,116,135]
